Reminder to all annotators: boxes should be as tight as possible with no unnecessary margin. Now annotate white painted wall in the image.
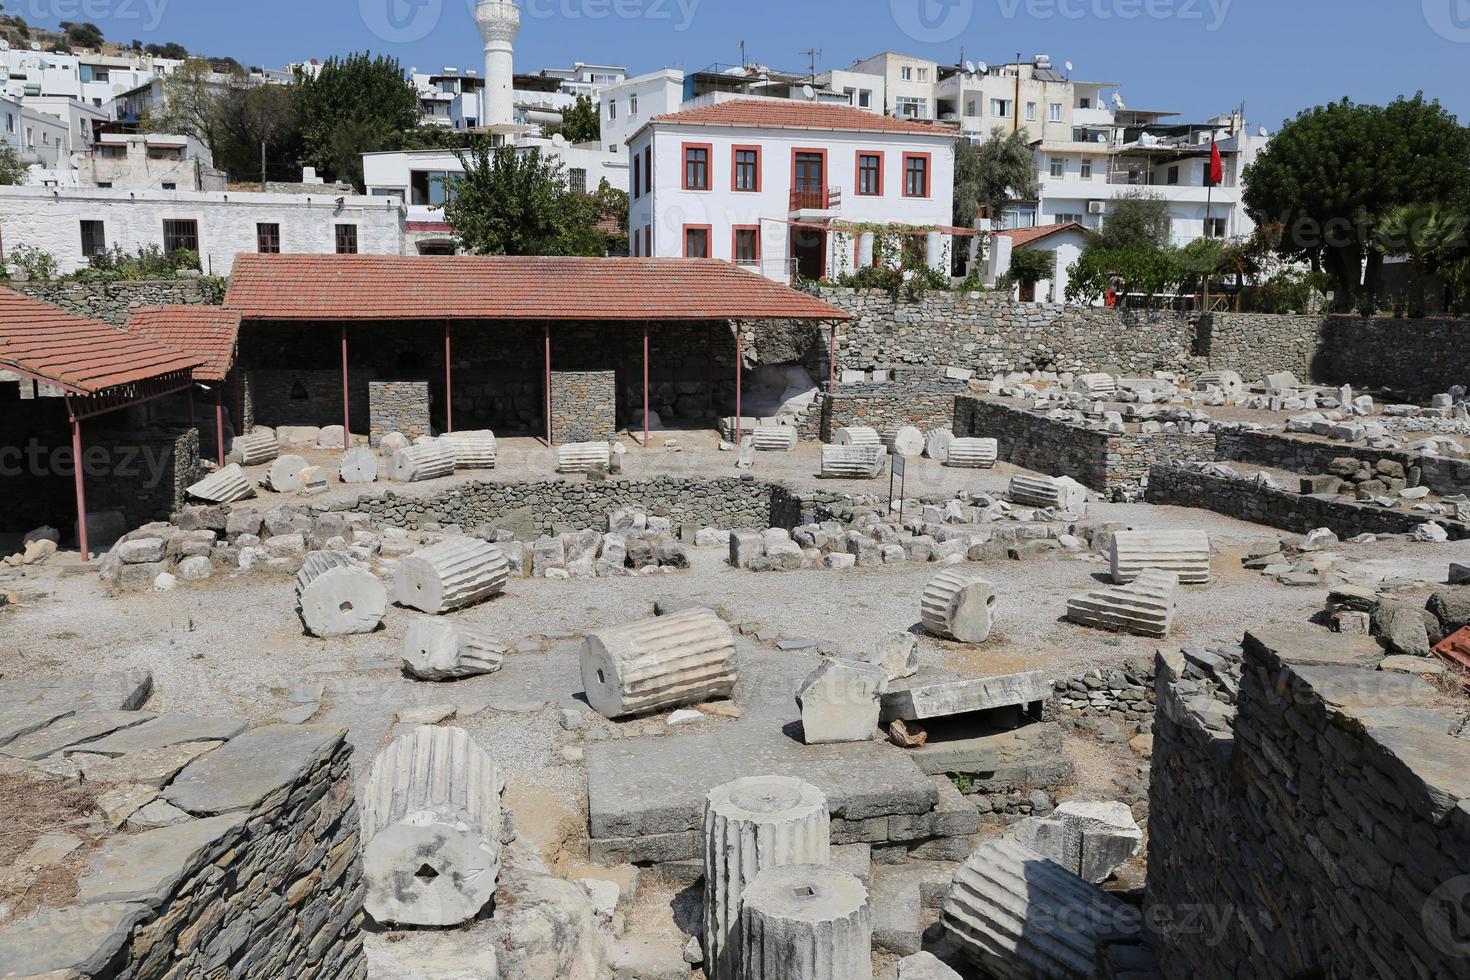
[600,70,685,156]
[0,187,405,275]
[629,119,955,281]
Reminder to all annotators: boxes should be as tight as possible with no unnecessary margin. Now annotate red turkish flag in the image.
[1208,139,1224,186]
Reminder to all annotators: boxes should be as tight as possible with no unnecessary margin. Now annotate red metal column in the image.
[215,386,225,467]
[735,328,744,445]
[544,323,553,446]
[71,413,89,562]
[340,325,350,446]
[444,321,454,434]
[643,322,650,449]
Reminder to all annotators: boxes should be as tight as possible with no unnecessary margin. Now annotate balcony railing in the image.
[789,186,841,212]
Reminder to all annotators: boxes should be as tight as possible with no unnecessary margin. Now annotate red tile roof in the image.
[224,254,852,322]
[992,222,1088,247]
[127,306,241,382]
[0,287,201,394]
[649,99,954,137]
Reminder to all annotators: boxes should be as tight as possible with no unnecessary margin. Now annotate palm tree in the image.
[1376,203,1470,315]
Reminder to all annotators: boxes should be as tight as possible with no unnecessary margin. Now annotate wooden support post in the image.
[444,321,454,434]
[643,322,650,449]
[544,323,553,446]
[735,328,744,445]
[71,412,88,562]
[341,325,350,447]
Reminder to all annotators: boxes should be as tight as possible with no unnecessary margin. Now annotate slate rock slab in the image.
[79,715,248,756]
[0,902,153,975]
[78,814,245,906]
[0,711,155,760]
[163,724,344,815]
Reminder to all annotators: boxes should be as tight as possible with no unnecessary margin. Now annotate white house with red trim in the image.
[626,99,957,283]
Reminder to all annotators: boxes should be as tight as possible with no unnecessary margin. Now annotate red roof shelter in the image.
[127,306,242,466]
[0,288,200,559]
[224,254,852,447]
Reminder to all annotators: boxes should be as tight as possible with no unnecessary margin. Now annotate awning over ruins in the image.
[126,306,241,383]
[223,254,853,323]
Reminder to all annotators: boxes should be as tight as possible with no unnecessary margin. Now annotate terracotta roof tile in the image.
[993,222,1087,247]
[224,254,851,322]
[127,306,241,382]
[649,99,954,137]
[0,287,201,394]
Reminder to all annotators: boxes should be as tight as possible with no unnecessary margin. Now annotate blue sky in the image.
[27,0,1470,130]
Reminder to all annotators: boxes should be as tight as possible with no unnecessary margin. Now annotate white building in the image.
[985,222,1088,303]
[846,52,940,121]
[0,186,405,274]
[412,68,483,129]
[627,98,956,282]
[600,69,687,157]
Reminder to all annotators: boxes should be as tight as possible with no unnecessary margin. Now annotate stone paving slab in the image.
[0,711,155,760]
[0,670,153,712]
[79,715,249,756]
[1244,627,1384,668]
[0,902,153,976]
[880,672,1050,723]
[163,724,345,815]
[78,814,246,906]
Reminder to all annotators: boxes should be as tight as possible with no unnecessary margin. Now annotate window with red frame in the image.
[733,147,760,191]
[632,154,641,199]
[857,153,882,196]
[683,226,710,258]
[733,227,759,266]
[643,147,652,195]
[904,154,929,197]
[684,145,710,190]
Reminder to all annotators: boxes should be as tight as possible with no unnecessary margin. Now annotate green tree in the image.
[386,126,477,152]
[1375,202,1470,316]
[61,21,103,48]
[971,127,1039,228]
[1243,95,1470,311]
[0,143,26,185]
[1000,247,1053,295]
[144,58,225,152]
[544,94,601,144]
[296,53,420,190]
[952,136,981,228]
[442,138,611,256]
[144,42,190,59]
[211,75,303,184]
[1095,190,1172,251]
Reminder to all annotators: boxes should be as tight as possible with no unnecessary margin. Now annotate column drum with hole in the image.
[580,608,737,719]
[361,726,504,926]
[394,538,508,615]
[295,551,387,637]
[920,569,998,643]
[737,864,871,980]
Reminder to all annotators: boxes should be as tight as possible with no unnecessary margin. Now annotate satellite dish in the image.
[1258,126,1268,137]
[965,60,975,74]
[1064,61,1074,73]
[551,132,566,147]
[976,61,988,74]
[30,42,41,51]
[1096,133,1107,143]
[802,84,815,100]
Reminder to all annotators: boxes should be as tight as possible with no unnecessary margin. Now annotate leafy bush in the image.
[3,245,58,281]
[999,247,1054,291]
[67,244,196,282]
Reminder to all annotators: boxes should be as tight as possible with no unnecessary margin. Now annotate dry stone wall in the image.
[1216,429,1470,497]
[1146,463,1470,540]
[1316,315,1470,397]
[1148,630,1470,980]
[807,369,968,441]
[369,380,432,446]
[550,370,617,443]
[9,279,227,325]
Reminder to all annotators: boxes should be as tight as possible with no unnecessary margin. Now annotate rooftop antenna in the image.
[740,40,746,71]
[800,46,822,85]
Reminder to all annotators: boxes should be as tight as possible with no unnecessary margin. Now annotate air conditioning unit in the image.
[1088,200,1106,215]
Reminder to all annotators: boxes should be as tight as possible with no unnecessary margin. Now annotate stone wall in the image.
[0,674,365,979]
[1146,463,1470,539]
[369,380,432,446]
[550,370,617,443]
[1216,429,1470,497]
[955,397,1216,499]
[1147,629,1470,980]
[817,289,1324,380]
[1316,316,1470,397]
[340,476,803,537]
[807,369,968,441]
[247,369,372,435]
[9,278,226,325]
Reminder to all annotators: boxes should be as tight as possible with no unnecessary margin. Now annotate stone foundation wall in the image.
[1216,429,1470,497]
[1147,630,1470,980]
[806,369,968,441]
[247,369,373,434]
[0,682,365,979]
[1316,316,1470,397]
[369,380,432,446]
[550,370,617,443]
[342,476,803,536]
[1145,463,1470,539]
[9,278,226,325]
[955,397,1216,499]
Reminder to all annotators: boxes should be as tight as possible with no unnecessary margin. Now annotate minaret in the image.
[475,0,520,130]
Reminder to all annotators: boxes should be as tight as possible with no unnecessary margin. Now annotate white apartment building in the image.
[627,99,956,282]
[413,68,484,129]
[601,69,685,158]
[0,186,405,274]
[846,52,940,121]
